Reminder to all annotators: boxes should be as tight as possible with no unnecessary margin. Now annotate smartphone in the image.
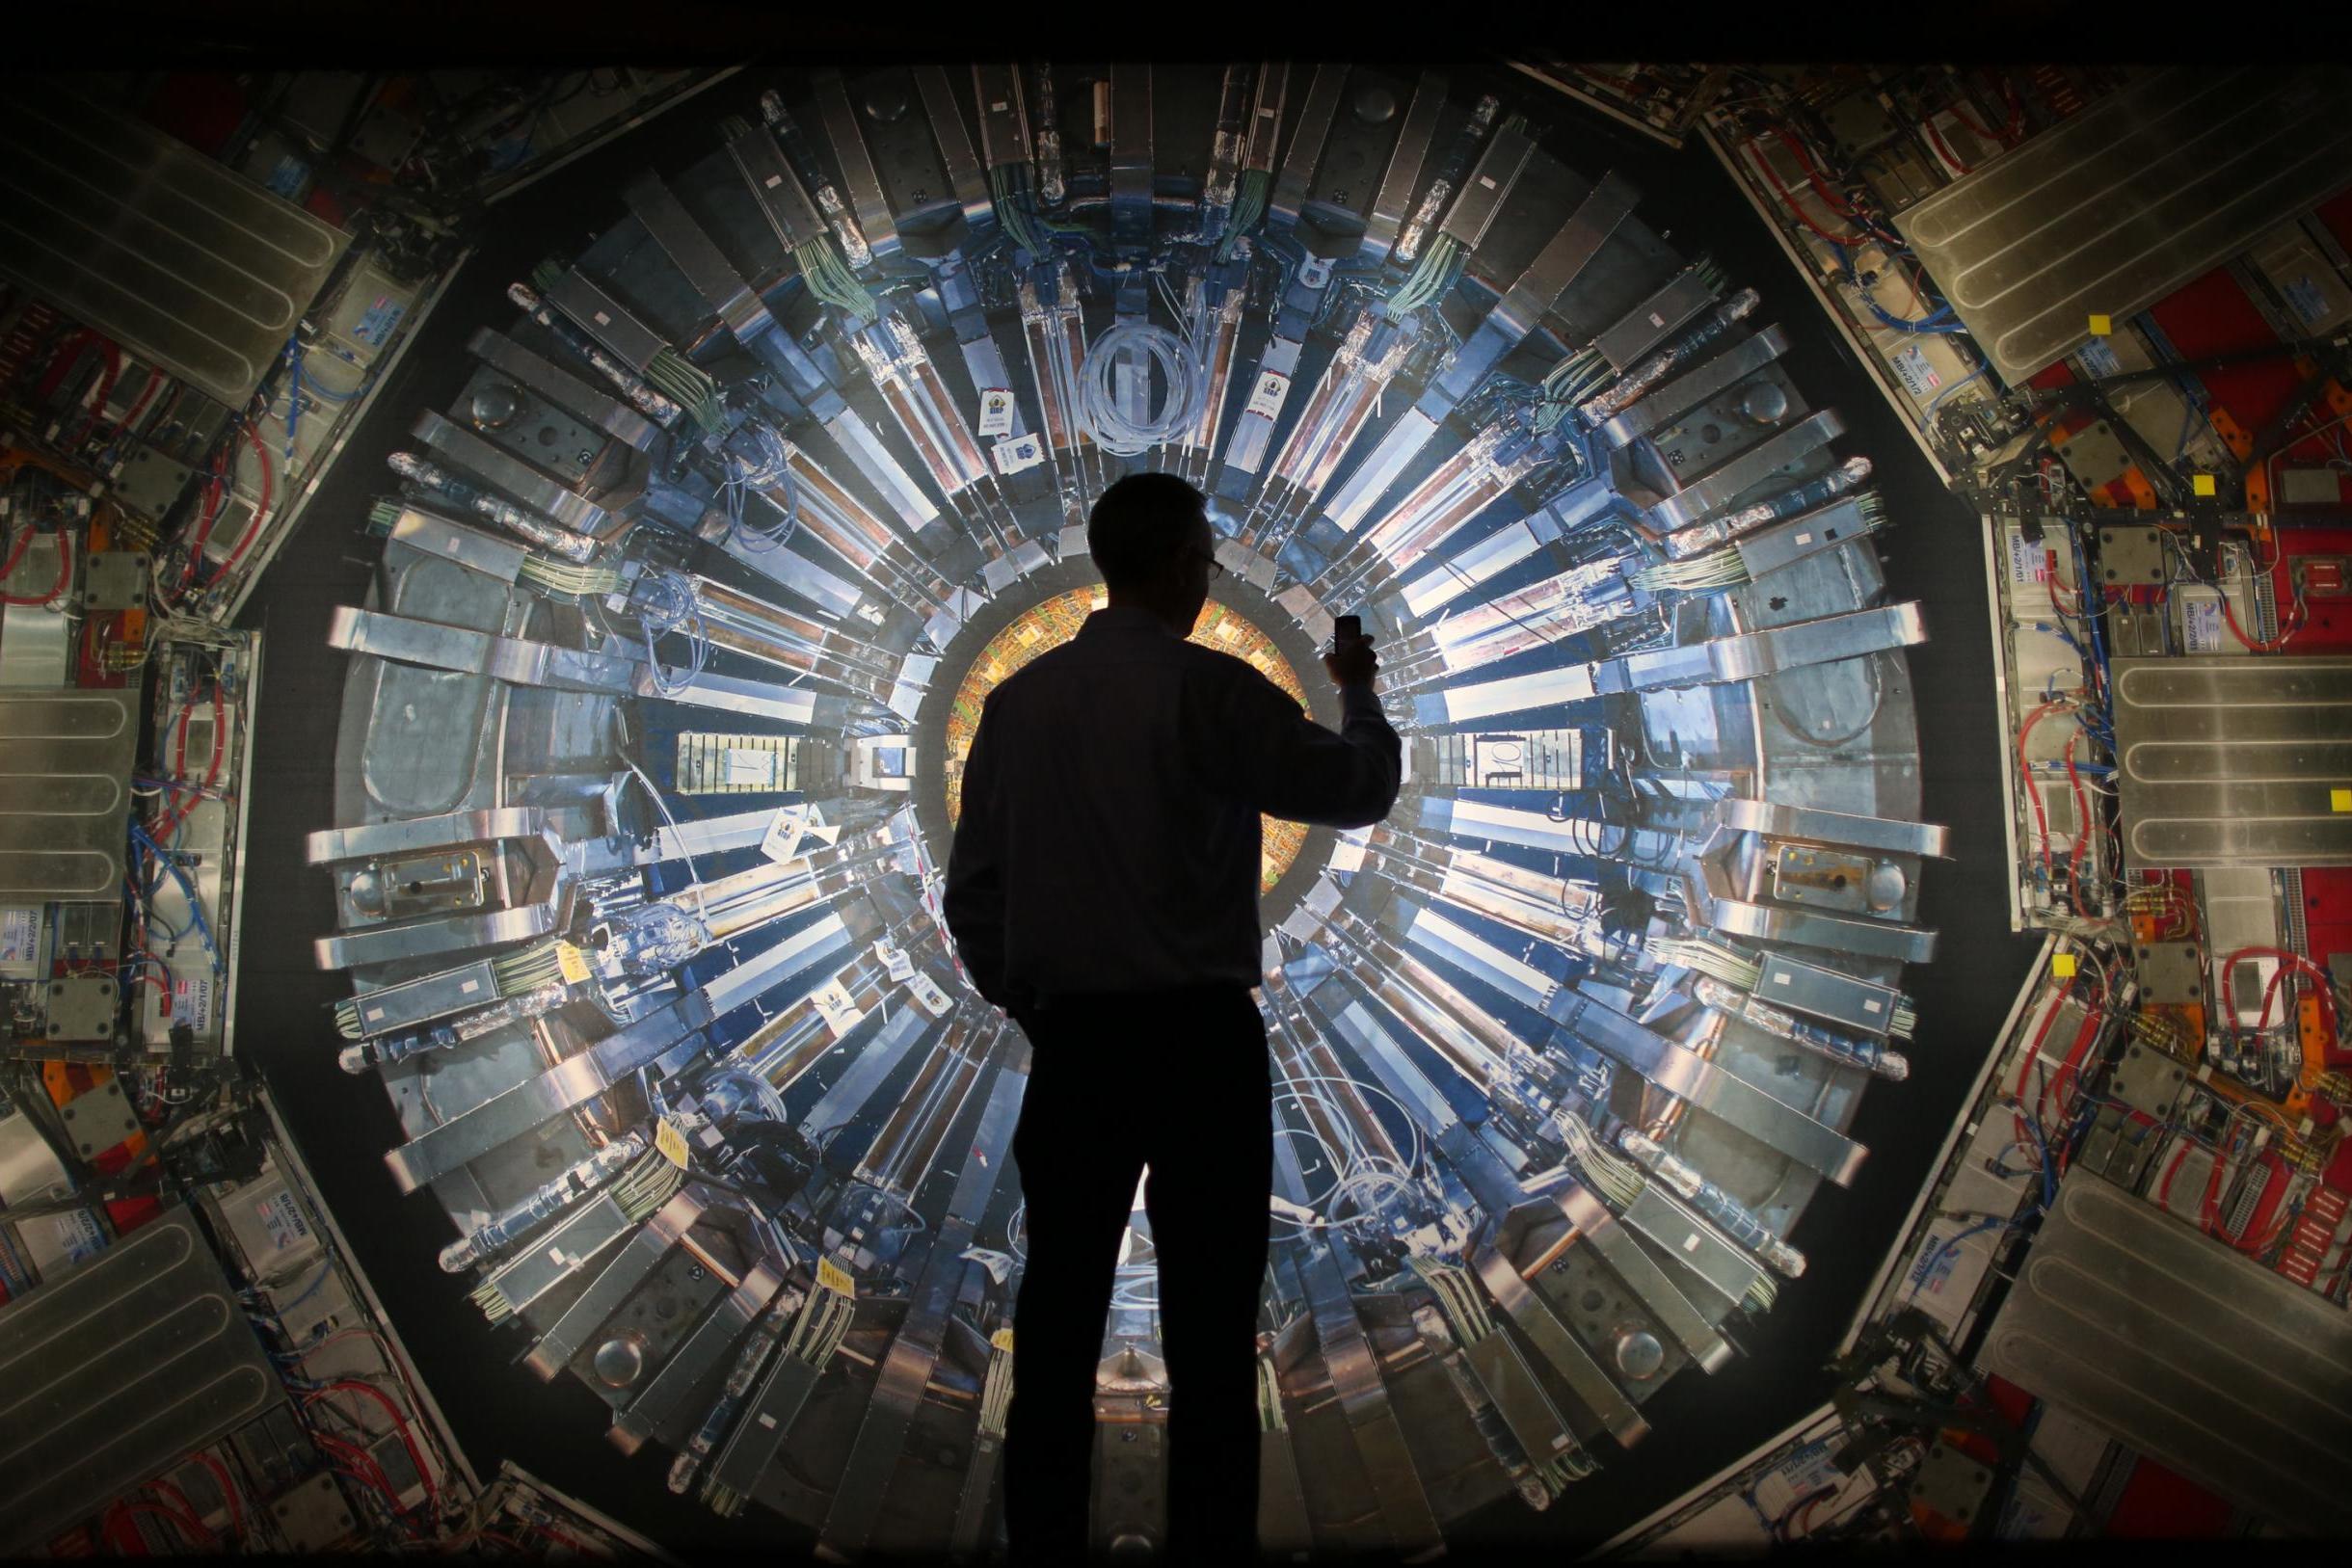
[1334,614,1363,643]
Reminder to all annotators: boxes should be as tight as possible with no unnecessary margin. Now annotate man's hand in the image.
[1323,629,1378,689]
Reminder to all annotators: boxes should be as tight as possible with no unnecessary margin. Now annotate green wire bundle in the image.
[794,234,879,325]
[642,345,730,439]
[988,165,1049,257]
[1216,168,1271,264]
[1534,349,1615,435]
[1382,232,1464,321]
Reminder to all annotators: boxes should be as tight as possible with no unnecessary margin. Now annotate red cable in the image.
[155,704,196,842]
[307,1379,438,1516]
[1773,129,1865,216]
[0,523,31,583]
[1744,135,1873,247]
[212,421,275,579]
[139,1479,211,1542]
[188,1452,243,1543]
[2219,946,2338,1067]
[1924,117,1973,176]
[0,524,72,606]
[2156,1138,2193,1210]
[2016,699,2070,896]
[102,1498,215,1553]
[2010,976,2073,1157]
[1944,97,2006,144]
[2201,1137,2230,1236]
[2059,727,2094,917]
[309,1432,402,1506]
[106,368,166,451]
[2045,999,2104,1128]
[36,327,100,400]
[150,690,225,845]
[2220,588,2306,652]
[529,1519,595,1554]
[307,1431,417,1528]
[172,426,246,594]
[65,341,123,453]
[174,476,224,597]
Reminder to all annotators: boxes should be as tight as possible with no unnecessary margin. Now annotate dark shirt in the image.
[943,604,1402,1010]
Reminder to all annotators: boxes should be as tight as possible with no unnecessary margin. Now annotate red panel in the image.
[2314,188,2352,261]
[2281,1183,2346,1288]
[2106,1455,2234,1537]
[101,1195,163,1238]
[138,73,250,160]
[2144,268,2305,440]
[2268,529,2352,653]
[305,186,350,230]
[2299,866,2352,1013]
[1981,1374,2036,1427]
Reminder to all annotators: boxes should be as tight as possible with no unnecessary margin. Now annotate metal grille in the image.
[1896,66,2352,382]
[0,690,137,899]
[0,1208,282,1551]
[2110,656,2352,869]
[675,732,801,794]
[1430,730,1588,792]
[0,86,350,409]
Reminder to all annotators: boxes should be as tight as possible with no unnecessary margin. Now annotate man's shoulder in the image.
[987,636,1266,712]
[982,646,1072,716]
[1170,637,1268,687]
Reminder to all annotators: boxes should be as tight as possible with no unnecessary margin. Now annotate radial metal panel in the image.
[1979,1169,2352,1536]
[1895,66,2352,382]
[2110,655,2352,869]
[0,1208,282,1551]
[0,689,136,899]
[0,87,350,409]
[300,69,1941,1558]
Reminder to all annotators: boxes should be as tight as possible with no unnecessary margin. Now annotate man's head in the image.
[1088,471,1216,635]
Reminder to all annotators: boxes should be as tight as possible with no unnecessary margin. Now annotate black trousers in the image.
[1002,983,1272,1563]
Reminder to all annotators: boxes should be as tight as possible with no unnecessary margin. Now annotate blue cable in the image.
[284,332,370,405]
[1830,241,1967,334]
[1906,1216,2019,1300]
[129,821,218,969]
[635,571,710,698]
[277,1258,334,1315]
[2055,521,2115,717]
[283,337,302,464]
[1925,364,1991,416]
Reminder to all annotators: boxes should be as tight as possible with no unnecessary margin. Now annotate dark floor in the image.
[232,67,2037,1560]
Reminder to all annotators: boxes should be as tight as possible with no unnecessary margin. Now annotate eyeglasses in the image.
[1189,547,1225,580]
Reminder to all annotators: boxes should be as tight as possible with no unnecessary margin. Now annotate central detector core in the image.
[940,588,1313,893]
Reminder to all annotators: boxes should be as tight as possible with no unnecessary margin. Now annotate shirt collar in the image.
[1077,603,1178,638]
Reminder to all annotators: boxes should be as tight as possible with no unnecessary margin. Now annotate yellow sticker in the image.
[655,1117,690,1169]
[554,941,591,985]
[2087,314,2112,336]
[816,1255,857,1298]
[2051,953,2077,978]
[2333,787,2352,813]
[991,1326,1015,1352]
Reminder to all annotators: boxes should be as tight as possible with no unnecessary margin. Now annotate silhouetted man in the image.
[943,472,1402,1562]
